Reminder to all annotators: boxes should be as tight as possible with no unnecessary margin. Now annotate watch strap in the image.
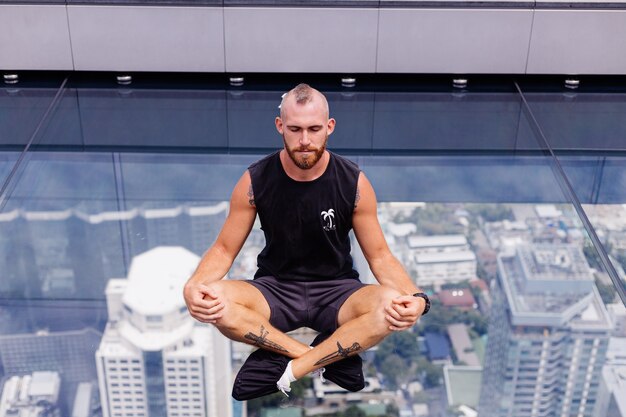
[412,292,430,316]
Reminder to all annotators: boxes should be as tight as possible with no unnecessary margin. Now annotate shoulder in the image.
[248,150,280,174]
[329,152,361,188]
[330,151,360,173]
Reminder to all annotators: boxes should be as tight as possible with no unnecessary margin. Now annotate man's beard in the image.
[283,135,327,170]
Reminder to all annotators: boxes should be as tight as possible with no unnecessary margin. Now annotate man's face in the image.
[276,97,335,170]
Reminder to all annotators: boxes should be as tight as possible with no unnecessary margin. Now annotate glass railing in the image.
[1,75,625,417]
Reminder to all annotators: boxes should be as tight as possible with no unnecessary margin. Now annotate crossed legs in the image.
[204,280,311,359]
[206,280,400,381]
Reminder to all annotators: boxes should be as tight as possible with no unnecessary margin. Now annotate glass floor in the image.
[1,73,626,417]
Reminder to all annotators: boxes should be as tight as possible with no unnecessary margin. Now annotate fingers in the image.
[191,310,223,324]
[385,296,422,330]
[385,304,404,321]
[188,297,225,324]
[198,284,219,300]
[386,315,413,331]
[391,295,414,305]
[189,302,225,322]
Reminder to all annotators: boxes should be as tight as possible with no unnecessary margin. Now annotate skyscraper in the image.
[96,247,232,417]
[479,244,612,417]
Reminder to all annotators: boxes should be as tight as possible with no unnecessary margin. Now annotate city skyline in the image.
[0,201,625,417]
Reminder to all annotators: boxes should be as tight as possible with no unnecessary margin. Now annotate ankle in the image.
[290,359,308,379]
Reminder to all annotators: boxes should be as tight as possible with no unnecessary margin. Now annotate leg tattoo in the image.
[244,325,289,353]
[314,341,362,366]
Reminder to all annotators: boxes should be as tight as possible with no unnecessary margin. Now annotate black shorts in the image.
[246,276,368,334]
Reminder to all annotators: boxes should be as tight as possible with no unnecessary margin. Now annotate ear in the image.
[275,117,284,135]
[327,118,336,135]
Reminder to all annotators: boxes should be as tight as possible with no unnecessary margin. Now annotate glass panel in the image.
[0,152,20,189]
[33,87,228,150]
[523,89,626,296]
[0,152,122,299]
[521,91,626,152]
[371,92,541,151]
[0,76,63,186]
[1,78,622,417]
[558,155,626,295]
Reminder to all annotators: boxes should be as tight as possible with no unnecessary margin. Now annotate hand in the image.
[384,295,425,331]
[183,281,225,324]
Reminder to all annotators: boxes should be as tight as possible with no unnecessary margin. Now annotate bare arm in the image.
[183,171,256,322]
[352,173,417,295]
[352,173,426,329]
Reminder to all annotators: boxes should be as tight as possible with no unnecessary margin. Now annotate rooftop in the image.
[438,289,477,307]
[517,245,592,285]
[443,365,482,409]
[498,245,613,328]
[408,234,468,249]
[535,204,563,218]
[416,251,476,264]
[123,246,199,316]
[424,332,451,361]
[447,324,480,366]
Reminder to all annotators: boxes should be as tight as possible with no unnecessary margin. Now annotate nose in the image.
[300,130,311,147]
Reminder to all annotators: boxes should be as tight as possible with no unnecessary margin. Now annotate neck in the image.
[279,150,330,182]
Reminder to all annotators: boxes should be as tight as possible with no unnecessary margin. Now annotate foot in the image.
[276,376,291,397]
[310,332,365,392]
[232,349,290,401]
[311,367,326,383]
[276,360,295,397]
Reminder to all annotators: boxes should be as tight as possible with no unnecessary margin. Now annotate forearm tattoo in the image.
[248,185,255,207]
[314,341,362,366]
[354,187,360,209]
[244,325,288,353]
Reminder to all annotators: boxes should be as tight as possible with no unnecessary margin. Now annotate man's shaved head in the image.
[279,83,329,120]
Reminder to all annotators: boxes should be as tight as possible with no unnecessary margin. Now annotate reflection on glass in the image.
[371,92,543,151]
[0,153,122,300]
[23,85,553,153]
[558,156,626,295]
[0,85,61,149]
[524,92,626,151]
[0,152,20,189]
[34,88,229,149]
[358,155,567,203]
[582,204,626,293]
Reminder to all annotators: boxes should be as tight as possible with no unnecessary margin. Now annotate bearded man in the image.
[183,83,430,399]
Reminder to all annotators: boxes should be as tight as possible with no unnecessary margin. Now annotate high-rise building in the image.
[96,246,232,417]
[594,337,626,417]
[479,244,613,417]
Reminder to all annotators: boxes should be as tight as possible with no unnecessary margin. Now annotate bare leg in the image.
[290,285,400,378]
[209,281,310,359]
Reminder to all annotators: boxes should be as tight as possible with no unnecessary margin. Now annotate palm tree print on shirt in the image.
[321,209,336,231]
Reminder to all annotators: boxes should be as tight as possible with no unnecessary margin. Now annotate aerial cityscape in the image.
[0,201,625,417]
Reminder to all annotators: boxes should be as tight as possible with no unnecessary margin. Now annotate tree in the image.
[583,242,603,270]
[468,204,514,222]
[246,377,311,416]
[595,277,617,304]
[416,356,443,388]
[374,331,420,367]
[343,406,367,417]
[378,354,407,389]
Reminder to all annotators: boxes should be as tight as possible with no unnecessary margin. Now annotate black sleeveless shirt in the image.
[248,150,361,281]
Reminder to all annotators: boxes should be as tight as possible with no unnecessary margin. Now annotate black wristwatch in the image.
[412,292,430,316]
